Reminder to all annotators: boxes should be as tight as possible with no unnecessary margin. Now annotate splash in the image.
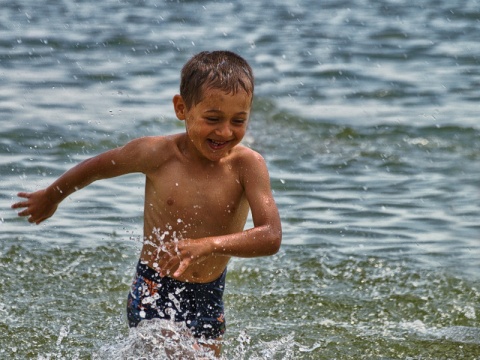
[95,318,215,359]
[94,319,312,359]
[222,332,299,360]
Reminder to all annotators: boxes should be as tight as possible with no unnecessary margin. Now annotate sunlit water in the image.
[1,0,479,359]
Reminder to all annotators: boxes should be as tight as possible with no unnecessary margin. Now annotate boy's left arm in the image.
[160,152,282,278]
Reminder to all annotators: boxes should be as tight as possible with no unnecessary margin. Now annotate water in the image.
[1,0,479,358]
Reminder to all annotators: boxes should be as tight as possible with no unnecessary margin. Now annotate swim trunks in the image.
[126,261,226,339]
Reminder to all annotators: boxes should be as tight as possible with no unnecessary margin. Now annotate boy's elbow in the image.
[268,228,282,255]
[269,242,281,256]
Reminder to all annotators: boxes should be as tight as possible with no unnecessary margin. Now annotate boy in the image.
[11,51,282,357]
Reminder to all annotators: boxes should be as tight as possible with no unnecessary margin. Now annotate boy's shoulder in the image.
[131,134,181,153]
[230,144,267,169]
[231,144,261,158]
[125,134,183,169]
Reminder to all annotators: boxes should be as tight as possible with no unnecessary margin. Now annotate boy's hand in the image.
[11,190,58,224]
[156,239,211,278]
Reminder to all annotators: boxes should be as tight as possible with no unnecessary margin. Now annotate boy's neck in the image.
[178,133,232,167]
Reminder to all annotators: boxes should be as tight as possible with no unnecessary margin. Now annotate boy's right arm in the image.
[11,137,158,224]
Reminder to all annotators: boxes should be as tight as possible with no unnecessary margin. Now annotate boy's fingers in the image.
[12,201,28,209]
[158,254,178,277]
[33,216,46,225]
[173,259,190,278]
[17,209,28,216]
[12,193,31,208]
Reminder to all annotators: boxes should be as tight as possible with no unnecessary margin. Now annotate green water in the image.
[1,237,479,358]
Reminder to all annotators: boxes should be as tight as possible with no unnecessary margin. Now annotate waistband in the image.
[135,261,227,285]
[136,261,163,282]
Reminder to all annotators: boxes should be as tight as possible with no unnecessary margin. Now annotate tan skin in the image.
[11,88,282,357]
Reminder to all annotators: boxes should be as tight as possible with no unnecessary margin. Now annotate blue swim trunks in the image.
[127,261,226,339]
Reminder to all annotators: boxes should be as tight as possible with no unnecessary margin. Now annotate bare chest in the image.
[144,161,248,236]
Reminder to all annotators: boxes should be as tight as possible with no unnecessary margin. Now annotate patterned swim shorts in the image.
[126,261,226,339]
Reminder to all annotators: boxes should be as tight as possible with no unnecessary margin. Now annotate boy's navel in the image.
[167,198,174,206]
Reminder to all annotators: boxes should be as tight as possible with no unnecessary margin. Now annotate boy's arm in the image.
[12,137,156,224]
[210,152,282,256]
[160,152,282,278]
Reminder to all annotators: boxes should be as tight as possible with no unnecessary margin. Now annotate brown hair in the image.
[180,51,254,109]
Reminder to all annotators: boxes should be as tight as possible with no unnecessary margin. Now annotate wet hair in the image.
[180,51,254,109]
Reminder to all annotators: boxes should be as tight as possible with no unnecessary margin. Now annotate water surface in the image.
[1,0,479,358]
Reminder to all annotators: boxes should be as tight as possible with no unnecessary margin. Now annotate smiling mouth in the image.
[207,139,229,150]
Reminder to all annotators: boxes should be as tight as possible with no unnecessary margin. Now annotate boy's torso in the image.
[139,134,250,282]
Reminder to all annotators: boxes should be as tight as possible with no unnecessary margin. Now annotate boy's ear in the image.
[173,95,186,120]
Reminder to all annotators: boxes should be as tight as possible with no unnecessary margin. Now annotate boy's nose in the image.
[215,124,233,138]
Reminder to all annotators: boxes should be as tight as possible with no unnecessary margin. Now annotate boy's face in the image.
[174,87,252,162]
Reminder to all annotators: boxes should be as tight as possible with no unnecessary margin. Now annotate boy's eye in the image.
[206,117,219,122]
[233,119,246,125]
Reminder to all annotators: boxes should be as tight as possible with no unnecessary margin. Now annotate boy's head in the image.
[180,51,254,110]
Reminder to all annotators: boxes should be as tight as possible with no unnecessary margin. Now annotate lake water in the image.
[1,0,479,359]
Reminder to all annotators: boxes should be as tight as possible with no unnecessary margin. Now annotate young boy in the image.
[11,51,282,357]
